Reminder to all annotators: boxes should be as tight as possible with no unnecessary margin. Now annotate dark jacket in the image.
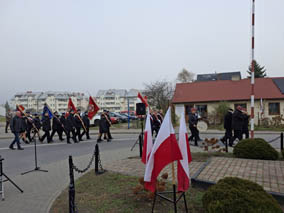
[65,114,75,131]
[242,113,250,131]
[33,117,42,130]
[188,113,198,128]
[60,115,66,128]
[42,116,51,131]
[152,114,161,129]
[224,111,233,130]
[82,115,90,128]
[232,109,243,131]
[10,116,22,133]
[20,117,27,133]
[26,116,34,131]
[74,114,82,128]
[99,114,109,133]
[52,116,61,130]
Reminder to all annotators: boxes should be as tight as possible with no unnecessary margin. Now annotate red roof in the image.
[172,77,284,103]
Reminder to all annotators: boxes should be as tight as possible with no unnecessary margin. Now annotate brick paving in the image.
[195,157,284,195]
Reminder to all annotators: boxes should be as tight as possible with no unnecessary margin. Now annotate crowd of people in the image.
[5,108,104,150]
[222,105,250,147]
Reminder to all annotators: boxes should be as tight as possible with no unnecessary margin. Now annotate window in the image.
[196,105,207,118]
[269,103,280,115]
[234,103,247,110]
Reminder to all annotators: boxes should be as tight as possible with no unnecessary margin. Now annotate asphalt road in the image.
[0,132,282,177]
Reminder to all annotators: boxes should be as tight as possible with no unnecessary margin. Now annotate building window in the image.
[234,103,247,110]
[269,103,280,115]
[196,105,207,117]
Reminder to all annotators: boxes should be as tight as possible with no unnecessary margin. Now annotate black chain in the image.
[267,136,281,144]
[73,149,96,174]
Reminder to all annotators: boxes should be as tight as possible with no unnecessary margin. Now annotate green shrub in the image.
[233,138,278,160]
[202,177,282,213]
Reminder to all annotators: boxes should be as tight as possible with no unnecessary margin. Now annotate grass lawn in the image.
[50,171,206,213]
[0,116,5,122]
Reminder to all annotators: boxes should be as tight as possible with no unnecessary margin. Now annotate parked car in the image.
[90,112,119,126]
[109,112,128,123]
[119,113,136,120]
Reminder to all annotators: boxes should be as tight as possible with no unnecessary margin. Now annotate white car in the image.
[90,113,101,126]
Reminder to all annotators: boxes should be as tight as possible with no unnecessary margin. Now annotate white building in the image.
[11,91,88,113]
[96,89,140,112]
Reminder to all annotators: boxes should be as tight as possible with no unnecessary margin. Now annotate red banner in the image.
[67,98,77,113]
[138,92,148,107]
[88,96,100,119]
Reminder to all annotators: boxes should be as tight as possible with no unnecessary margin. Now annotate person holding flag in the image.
[40,105,53,143]
[65,109,78,144]
[81,111,91,140]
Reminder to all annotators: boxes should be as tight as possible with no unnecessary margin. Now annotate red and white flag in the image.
[137,92,149,108]
[67,98,77,113]
[177,111,192,192]
[144,107,182,192]
[141,112,153,164]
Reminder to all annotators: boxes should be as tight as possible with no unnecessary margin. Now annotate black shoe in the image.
[67,141,71,144]
[17,147,24,150]
[87,137,91,140]
[107,139,111,142]
[9,146,15,150]
[97,139,102,143]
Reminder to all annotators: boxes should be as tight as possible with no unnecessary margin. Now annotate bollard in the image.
[95,144,99,174]
[69,156,75,213]
[139,134,143,158]
[281,132,283,151]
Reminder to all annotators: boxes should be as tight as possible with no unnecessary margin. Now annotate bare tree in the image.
[176,68,195,83]
[143,80,174,112]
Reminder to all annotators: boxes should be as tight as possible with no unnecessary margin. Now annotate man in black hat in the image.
[221,108,233,145]
[40,112,52,143]
[65,109,78,143]
[188,107,200,146]
[98,110,111,142]
[50,111,64,141]
[60,112,67,139]
[81,111,91,140]
[31,113,41,141]
[9,111,24,150]
[25,111,34,143]
[74,109,83,142]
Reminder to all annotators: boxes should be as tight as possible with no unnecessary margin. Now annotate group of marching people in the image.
[8,108,91,150]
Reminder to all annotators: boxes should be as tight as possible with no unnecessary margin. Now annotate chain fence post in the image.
[69,156,75,213]
[281,132,283,151]
[95,144,99,174]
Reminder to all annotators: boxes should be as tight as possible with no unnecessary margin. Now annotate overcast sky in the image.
[0,0,283,104]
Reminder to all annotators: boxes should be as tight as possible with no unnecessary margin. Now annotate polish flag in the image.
[177,111,192,192]
[141,112,153,164]
[137,92,149,108]
[144,107,182,192]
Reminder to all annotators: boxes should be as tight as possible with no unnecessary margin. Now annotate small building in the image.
[172,77,284,125]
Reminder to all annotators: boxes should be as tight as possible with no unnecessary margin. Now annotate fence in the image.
[68,144,105,213]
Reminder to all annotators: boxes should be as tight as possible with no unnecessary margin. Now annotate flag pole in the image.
[250,0,255,139]
[171,162,176,185]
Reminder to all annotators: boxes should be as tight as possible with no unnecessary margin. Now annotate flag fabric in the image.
[141,112,153,164]
[42,104,53,119]
[177,111,192,192]
[68,98,77,113]
[138,92,149,108]
[144,107,182,192]
[16,105,25,113]
[88,96,100,119]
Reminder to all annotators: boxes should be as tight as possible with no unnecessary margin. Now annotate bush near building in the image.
[233,138,279,160]
[202,177,282,213]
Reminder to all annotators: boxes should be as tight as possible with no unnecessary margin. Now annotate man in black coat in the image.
[230,105,244,146]
[40,112,52,143]
[242,109,250,139]
[74,109,83,141]
[9,111,24,150]
[31,113,41,141]
[50,111,64,141]
[152,110,161,137]
[81,112,90,140]
[188,108,200,146]
[25,111,34,143]
[60,112,67,139]
[97,111,111,142]
[221,108,233,145]
[65,110,78,143]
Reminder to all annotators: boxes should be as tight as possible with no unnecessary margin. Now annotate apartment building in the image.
[11,91,88,113]
[96,89,139,112]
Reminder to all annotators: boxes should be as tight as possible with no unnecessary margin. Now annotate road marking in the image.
[0,138,137,151]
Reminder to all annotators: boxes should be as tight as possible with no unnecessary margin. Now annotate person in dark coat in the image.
[60,112,67,139]
[9,111,24,150]
[97,111,111,142]
[31,113,41,141]
[221,108,233,145]
[74,109,83,142]
[230,105,244,146]
[106,111,113,140]
[152,110,161,137]
[25,111,34,143]
[5,109,12,133]
[65,110,78,143]
[20,113,29,144]
[81,112,90,140]
[50,111,64,141]
[188,108,200,146]
[242,109,250,139]
[40,112,52,143]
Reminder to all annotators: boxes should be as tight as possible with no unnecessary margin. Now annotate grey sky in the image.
[0,0,283,104]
